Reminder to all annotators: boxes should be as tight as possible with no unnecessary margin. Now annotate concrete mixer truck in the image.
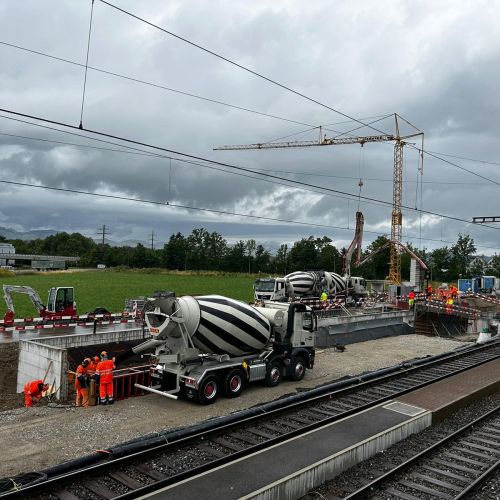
[254,271,366,303]
[128,293,316,404]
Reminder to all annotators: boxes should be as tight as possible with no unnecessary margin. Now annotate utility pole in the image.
[96,225,110,245]
[150,231,156,250]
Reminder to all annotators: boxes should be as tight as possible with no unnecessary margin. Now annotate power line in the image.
[0,126,390,210]
[97,0,391,136]
[3,40,498,184]
[0,40,313,128]
[425,150,500,167]
[1,178,499,252]
[1,129,491,187]
[79,0,95,129]
[409,145,500,186]
[1,107,499,233]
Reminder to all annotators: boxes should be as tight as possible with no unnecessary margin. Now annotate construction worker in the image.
[320,290,328,306]
[89,355,101,405]
[87,356,98,377]
[24,379,49,407]
[446,296,454,314]
[96,351,116,405]
[426,285,433,301]
[75,358,90,408]
[408,290,415,308]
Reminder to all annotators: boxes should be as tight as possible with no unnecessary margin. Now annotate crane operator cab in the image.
[46,287,76,315]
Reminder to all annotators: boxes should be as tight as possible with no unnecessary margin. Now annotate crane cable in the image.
[357,146,364,212]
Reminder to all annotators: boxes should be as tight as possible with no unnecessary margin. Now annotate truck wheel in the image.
[198,375,220,405]
[265,361,282,387]
[90,307,110,315]
[224,369,245,398]
[290,356,306,381]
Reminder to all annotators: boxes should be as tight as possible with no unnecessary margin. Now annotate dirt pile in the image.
[0,343,22,410]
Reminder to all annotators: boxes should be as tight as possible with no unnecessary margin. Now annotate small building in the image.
[0,243,15,266]
[31,260,66,271]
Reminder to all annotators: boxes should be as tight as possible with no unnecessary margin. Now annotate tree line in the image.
[1,230,498,281]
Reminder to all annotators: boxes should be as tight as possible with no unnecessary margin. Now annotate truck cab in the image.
[254,277,288,302]
[348,276,367,296]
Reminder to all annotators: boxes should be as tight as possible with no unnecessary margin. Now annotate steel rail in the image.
[344,404,500,499]
[5,339,500,499]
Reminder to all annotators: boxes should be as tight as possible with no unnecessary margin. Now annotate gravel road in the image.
[0,335,468,479]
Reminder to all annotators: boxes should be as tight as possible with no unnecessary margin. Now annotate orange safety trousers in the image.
[76,388,89,407]
[99,382,114,403]
[24,393,41,407]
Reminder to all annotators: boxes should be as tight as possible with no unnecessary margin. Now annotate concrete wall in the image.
[17,327,144,399]
[17,340,64,395]
[316,310,413,347]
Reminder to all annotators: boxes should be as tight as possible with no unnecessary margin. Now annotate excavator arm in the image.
[3,285,46,315]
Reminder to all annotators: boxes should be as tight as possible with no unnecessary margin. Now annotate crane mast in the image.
[215,113,423,284]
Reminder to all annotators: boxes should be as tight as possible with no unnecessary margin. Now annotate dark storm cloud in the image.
[0,0,499,254]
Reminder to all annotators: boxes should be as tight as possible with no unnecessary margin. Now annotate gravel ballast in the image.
[0,334,469,478]
[303,391,500,499]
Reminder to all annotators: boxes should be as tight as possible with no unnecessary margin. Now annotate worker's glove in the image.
[77,375,87,386]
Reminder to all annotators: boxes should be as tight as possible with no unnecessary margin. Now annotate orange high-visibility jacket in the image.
[96,359,115,384]
[75,364,88,390]
[24,379,43,396]
[87,361,97,376]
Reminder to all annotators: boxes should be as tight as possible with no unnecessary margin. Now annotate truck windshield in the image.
[254,280,276,292]
[303,311,313,331]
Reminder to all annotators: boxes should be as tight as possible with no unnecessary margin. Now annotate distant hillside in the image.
[0,226,144,247]
[0,226,58,240]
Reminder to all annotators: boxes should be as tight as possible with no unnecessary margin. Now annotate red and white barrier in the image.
[0,311,141,333]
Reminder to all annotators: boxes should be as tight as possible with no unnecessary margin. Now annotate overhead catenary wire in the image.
[97,0,391,136]
[1,178,498,251]
[2,40,498,180]
[0,108,498,233]
[0,40,314,128]
[79,0,95,129]
[408,145,500,186]
[0,122,393,210]
[0,129,493,186]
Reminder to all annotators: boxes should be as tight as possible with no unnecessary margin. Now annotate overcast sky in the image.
[0,0,499,254]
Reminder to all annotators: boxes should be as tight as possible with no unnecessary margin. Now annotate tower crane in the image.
[215,113,424,284]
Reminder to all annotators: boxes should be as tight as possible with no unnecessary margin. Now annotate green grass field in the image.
[0,269,257,318]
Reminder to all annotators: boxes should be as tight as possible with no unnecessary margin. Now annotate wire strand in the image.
[2,178,498,250]
[97,0,391,136]
[79,0,95,129]
[0,108,498,232]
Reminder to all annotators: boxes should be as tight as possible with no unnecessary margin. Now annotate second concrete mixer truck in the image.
[129,292,316,404]
[254,270,367,303]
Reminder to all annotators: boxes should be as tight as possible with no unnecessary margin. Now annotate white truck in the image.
[129,292,316,404]
[254,270,366,304]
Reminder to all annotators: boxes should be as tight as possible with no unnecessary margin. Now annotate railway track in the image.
[345,404,500,499]
[6,339,500,500]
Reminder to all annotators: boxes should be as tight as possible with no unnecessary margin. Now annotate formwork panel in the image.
[17,340,64,394]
